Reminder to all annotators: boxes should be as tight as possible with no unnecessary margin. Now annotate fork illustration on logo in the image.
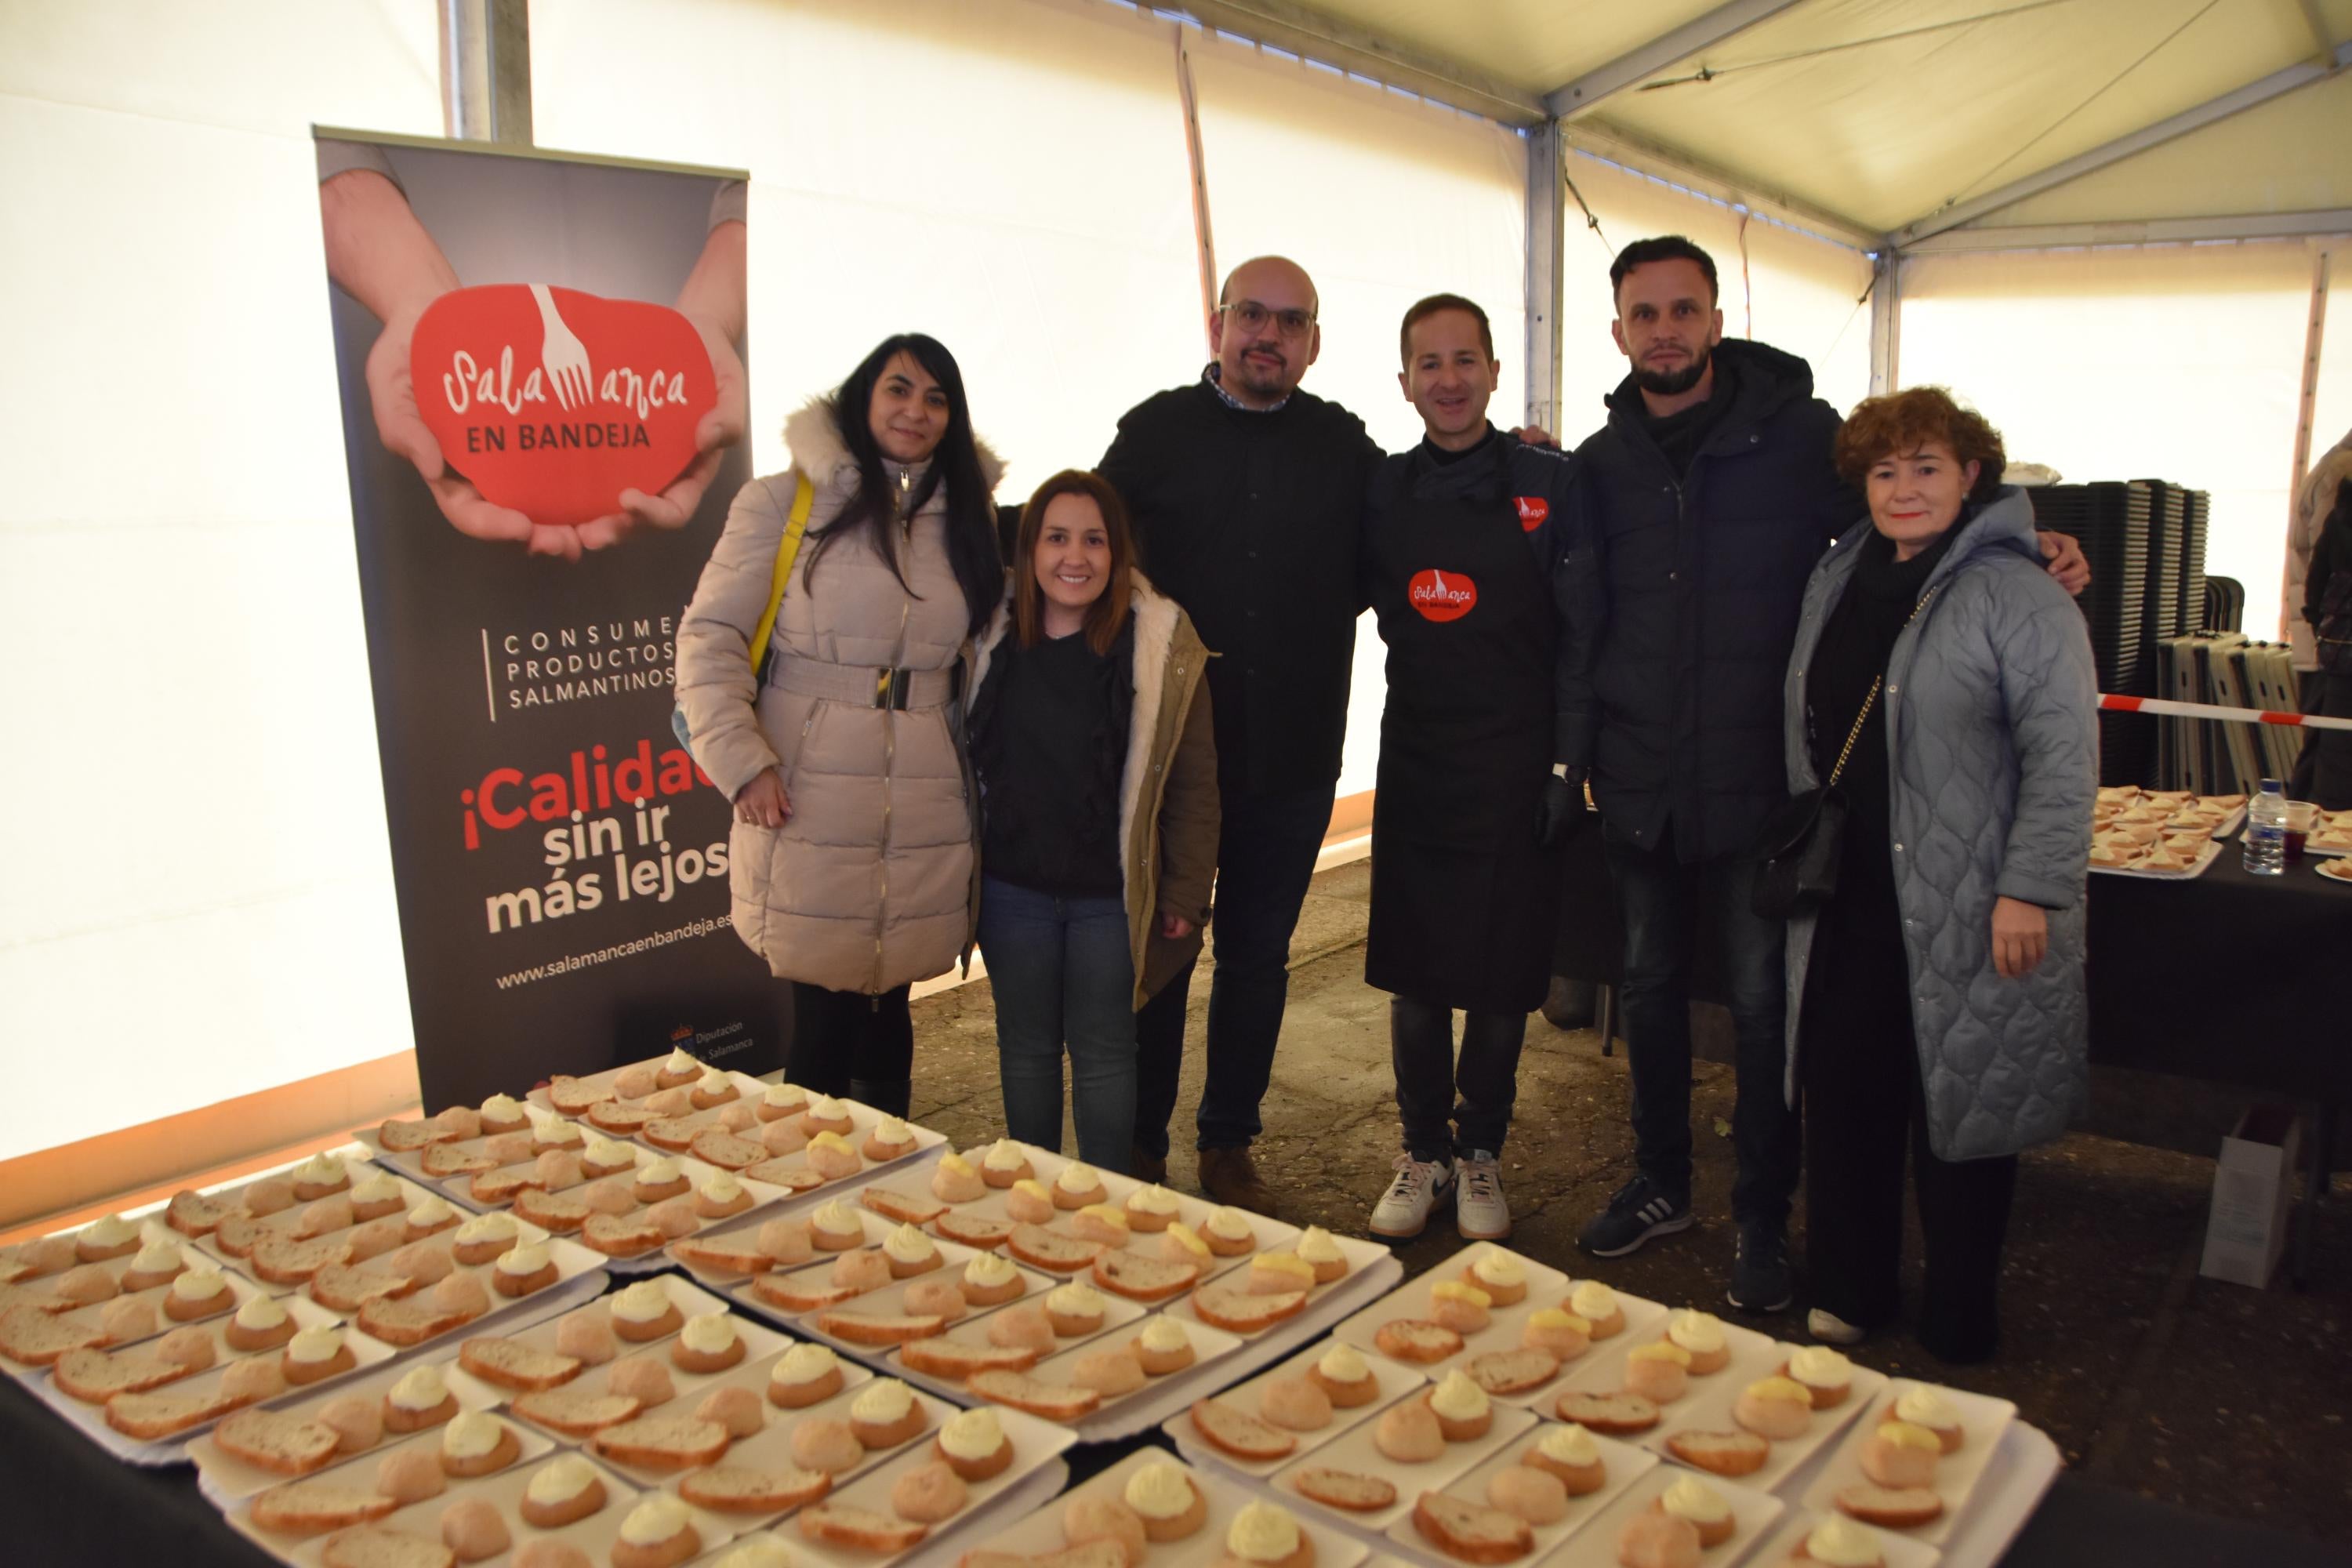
[529,283,595,411]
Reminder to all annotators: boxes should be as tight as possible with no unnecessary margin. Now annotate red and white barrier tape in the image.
[2100,693,2352,732]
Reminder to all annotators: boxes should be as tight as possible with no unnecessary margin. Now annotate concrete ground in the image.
[906,860,2352,1548]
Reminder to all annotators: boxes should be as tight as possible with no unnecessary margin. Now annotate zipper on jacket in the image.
[874,598,910,993]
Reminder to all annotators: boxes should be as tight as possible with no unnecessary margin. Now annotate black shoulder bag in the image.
[1752,587,1936,920]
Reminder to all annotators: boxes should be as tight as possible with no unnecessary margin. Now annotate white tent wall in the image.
[1181,27,1529,798]
[528,0,1207,492]
[0,0,440,1163]
[1554,151,1875,445]
[1895,240,2330,646]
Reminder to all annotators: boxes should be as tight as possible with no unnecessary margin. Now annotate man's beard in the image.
[1632,343,1710,397]
[1229,346,1290,397]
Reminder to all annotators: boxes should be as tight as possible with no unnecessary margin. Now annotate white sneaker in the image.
[1455,1151,1511,1240]
[1808,1308,1866,1345]
[1369,1153,1454,1238]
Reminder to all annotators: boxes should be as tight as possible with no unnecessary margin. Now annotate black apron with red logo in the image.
[1363,438,1563,1013]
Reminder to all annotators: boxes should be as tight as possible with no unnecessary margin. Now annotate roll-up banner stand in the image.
[314,130,781,1111]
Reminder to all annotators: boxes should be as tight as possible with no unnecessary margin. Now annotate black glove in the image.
[1537,775,1584,848]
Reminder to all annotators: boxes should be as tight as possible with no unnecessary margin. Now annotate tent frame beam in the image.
[1525,122,1565,432]
[1544,0,1807,119]
[1901,209,2352,253]
[1868,252,1900,396]
[1890,38,2352,247]
[1172,0,1545,124]
[437,0,532,144]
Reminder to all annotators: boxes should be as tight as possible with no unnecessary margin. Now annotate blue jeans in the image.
[1602,821,1798,1225]
[978,876,1138,1170]
[1134,786,1333,1155]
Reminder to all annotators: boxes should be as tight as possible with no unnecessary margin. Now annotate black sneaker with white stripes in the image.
[1577,1173,1693,1258]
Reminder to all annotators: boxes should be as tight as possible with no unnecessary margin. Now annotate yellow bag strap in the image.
[750,472,815,682]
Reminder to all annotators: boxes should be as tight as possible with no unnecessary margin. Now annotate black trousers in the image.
[1390,996,1526,1160]
[785,981,913,1115]
[1134,786,1332,1156]
[1602,823,1799,1225]
[1800,889,2017,1363]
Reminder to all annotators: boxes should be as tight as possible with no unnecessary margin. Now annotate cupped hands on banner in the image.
[616,310,748,533]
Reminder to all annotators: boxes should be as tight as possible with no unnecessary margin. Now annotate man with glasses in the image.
[1098,256,1381,1213]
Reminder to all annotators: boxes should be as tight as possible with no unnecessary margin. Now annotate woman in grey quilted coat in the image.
[1782,387,2095,1363]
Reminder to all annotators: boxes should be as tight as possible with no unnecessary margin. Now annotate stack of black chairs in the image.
[2180,489,2210,637]
[2033,481,2154,785]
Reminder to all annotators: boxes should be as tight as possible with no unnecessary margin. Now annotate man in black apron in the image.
[1363,294,1581,1240]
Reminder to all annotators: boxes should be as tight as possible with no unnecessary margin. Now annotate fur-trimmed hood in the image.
[782,396,1006,502]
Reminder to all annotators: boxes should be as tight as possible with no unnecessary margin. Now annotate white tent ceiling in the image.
[1187,0,2352,247]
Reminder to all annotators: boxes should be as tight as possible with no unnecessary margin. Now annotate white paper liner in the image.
[574,1370,953,1540]
[1163,1232,1393,1340]
[191,1341,506,1504]
[1749,1508,1945,1568]
[1795,1378,2018,1547]
[960,1445,1371,1568]
[1017,1310,1247,1421]
[1642,1353,1887,1494]
[25,1290,396,1465]
[1380,1423,1661,1563]
[1164,1338,1428,1479]
[438,1147,799,1279]
[458,1280,796,1443]
[2089,835,2224,878]
[1,1261,274,1386]
[569,1339,865,1491]
[732,1403,1076,1567]
[227,1409,558,1559]
[239,1442,644,1567]
[1329,1242,1658,1405]
[1264,1387,1541,1534]
[1550,1311,1781,1406]
[180,1163,443,1274]
[910,1140,1296,1284]
[1542,1465,1785,1568]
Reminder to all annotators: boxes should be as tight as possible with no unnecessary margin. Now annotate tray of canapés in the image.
[28,1291,395,1457]
[662,1140,1381,1414]
[2,1211,278,1387]
[959,1445,1370,1568]
[362,1069,942,1225]
[525,1049,949,1174]
[2089,786,2243,877]
[158,1152,606,1341]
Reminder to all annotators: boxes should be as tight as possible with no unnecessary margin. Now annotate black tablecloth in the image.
[2082,849,2352,1105]
[1552,831,2352,1106]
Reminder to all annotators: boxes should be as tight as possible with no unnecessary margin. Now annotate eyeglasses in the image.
[1217,299,1317,338]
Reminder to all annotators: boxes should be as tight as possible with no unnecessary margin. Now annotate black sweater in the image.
[1099,375,1382,797]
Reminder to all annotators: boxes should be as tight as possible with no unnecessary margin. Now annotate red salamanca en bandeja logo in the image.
[412,283,717,528]
[1515,495,1548,531]
[1409,568,1478,622]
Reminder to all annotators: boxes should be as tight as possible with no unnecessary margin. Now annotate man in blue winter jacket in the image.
[1559,236,2088,1316]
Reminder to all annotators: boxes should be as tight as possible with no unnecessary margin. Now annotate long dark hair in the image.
[801,333,1003,637]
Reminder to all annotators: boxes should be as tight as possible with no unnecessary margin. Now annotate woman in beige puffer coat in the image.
[675,335,1003,1115]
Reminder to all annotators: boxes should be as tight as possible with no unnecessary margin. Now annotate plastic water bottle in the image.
[2243,779,2288,875]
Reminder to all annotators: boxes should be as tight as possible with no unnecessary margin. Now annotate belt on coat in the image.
[770,657,956,710]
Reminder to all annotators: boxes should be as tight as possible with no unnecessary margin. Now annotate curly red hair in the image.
[1835,387,2005,500]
